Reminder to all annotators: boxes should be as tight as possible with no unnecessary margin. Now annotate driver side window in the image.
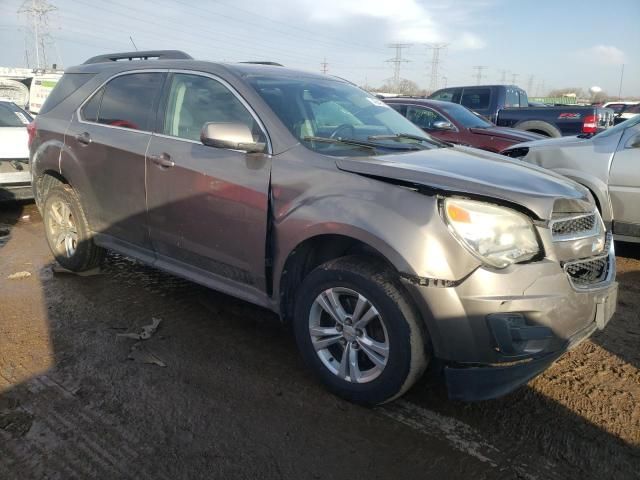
[406,106,447,130]
[163,73,264,143]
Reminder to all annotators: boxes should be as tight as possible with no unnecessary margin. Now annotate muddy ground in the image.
[1,202,638,480]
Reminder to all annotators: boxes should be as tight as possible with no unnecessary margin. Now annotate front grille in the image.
[551,213,597,239]
[563,234,613,289]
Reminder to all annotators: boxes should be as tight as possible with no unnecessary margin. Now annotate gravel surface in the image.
[1,202,639,480]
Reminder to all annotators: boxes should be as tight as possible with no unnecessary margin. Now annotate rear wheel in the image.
[293,256,429,405]
[43,184,104,271]
[515,120,561,138]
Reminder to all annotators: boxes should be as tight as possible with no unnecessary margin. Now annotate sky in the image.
[0,0,638,97]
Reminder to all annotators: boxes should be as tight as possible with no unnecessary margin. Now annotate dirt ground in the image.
[1,202,639,480]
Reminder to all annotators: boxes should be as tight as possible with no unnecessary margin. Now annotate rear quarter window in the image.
[460,88,491,110]
[38,73,94,115]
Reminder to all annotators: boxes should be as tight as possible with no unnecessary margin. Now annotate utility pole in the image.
[511,73,519,85]
[386,43,412,92]
[320,57,329,74]
[18,0,57,70]
[472,66,488,85]
[425,43,448,93]
[498,69,508,83]
[618,64,625,99]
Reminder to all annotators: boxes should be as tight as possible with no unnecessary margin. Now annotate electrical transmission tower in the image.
[425,43,448,93]
[511,73,519,85]
[18,0,57,69]
[320,57,328,74]
[441,76,448,88]
[472,66,488,85]
[386,43,412,92]
[527,75,535,94]
[498,69,508,83]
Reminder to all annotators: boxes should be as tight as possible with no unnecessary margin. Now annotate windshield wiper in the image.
[367,133,449,147]
[303,136,422,151]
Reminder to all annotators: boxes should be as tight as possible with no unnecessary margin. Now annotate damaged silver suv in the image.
[29,51,617,404]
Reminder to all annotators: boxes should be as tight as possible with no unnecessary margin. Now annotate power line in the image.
[425,43,448,93]
[18,0,57,69]
[472,65,488,85]
[386,43,412,92]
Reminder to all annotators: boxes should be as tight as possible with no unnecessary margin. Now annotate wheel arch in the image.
[276,231,407,325]
[513,120,562,138]
[548,168,613,222]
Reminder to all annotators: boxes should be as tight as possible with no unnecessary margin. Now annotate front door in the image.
[146,72,272,293]
[609,123,640,236]
[66,71,166,256]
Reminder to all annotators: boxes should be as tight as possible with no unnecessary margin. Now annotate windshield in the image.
[0,102,32,127]
[594,114,640,139]
[438,102,493,128]
[246,75,440,156]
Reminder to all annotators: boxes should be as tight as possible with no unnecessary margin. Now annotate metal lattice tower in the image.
[386,44,412,92]
[425,43,448,92]
[527,75,535,94]
[320,57,328,74]
[498,69,508,83]
[18,0,57,69]
[472,66,488,85]
[511,73,519,85]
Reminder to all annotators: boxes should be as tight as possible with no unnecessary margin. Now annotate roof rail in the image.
[83,50,193,64]
[238,61,284,67]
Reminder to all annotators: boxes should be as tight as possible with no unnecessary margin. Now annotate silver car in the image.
[503,116,640,243]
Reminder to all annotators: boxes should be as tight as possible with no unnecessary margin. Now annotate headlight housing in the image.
[442,198,541,269]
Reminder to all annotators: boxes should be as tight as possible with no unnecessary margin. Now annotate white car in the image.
[0,100,33,200]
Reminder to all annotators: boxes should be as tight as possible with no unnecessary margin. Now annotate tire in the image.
[514,120,562,138]
[43,184,105,271]
[293,255,429,405]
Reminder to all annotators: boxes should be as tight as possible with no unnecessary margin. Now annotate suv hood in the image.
[336,145,593,220]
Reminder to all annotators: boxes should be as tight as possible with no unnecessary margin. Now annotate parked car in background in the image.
[429,84,614,137]
[385,98,543,152]
[30,50,617,405]
[0,100,33,201]
[502,115,640,243]
[603,101,640,125]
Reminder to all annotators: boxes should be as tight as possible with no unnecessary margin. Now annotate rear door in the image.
[146,71,272,293]
[609,123,640,237]
[66,71,166,258]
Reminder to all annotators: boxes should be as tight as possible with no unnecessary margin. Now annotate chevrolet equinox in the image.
[29,51,618,404]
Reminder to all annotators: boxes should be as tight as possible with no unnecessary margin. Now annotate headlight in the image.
[442,198,540,268]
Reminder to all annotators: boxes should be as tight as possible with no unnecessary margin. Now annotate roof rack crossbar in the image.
[83,50,193,65]
[238,61,284,66]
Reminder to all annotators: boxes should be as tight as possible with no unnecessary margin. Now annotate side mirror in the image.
[200,122,266,153]
[432,120,455,131]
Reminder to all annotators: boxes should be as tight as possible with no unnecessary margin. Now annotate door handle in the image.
[75,132,91,145]
[149,153,175,169]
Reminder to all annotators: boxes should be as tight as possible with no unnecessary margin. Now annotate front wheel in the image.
[43,184,105,271]
[293,256,429,405]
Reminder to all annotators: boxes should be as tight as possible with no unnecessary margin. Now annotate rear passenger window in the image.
[97,73,164,131]
[81,88,104,122]
[505,88,519,108]
[461,88,490,110]
[162,73,264,143]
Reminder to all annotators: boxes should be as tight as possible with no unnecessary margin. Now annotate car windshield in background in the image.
[246,75,440,156]
[0,102,32,127]
[439,102,493,129]
[594,114,640,139]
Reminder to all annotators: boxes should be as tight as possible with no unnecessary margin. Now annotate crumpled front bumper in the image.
[402,242,618,401]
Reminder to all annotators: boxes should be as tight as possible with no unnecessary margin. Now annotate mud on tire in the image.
[293,255,429,405]
[43,184,105,271]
